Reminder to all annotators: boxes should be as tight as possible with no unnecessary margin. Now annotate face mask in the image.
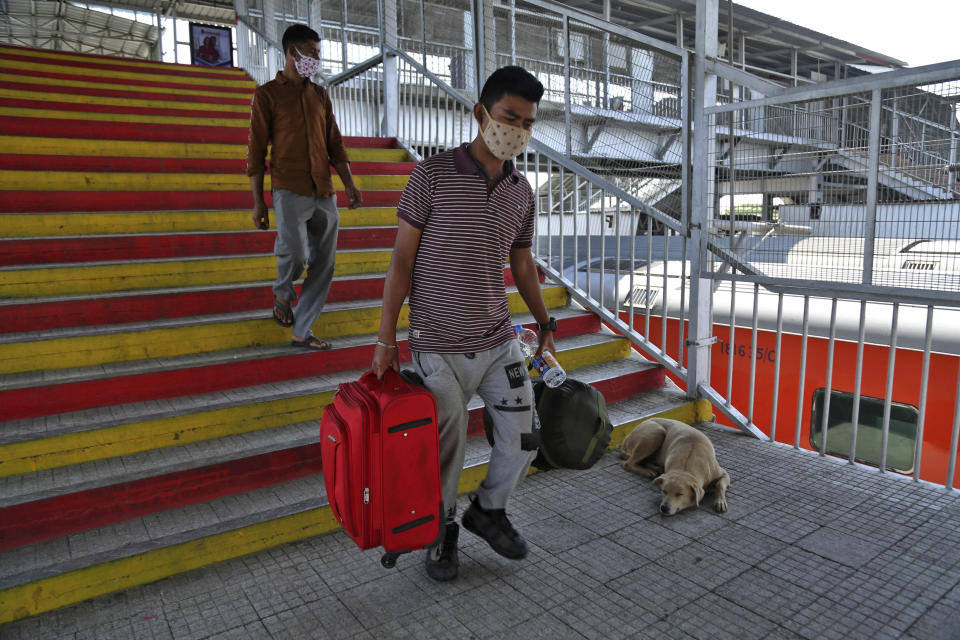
[293,47,321,78]
[480,105,532,161]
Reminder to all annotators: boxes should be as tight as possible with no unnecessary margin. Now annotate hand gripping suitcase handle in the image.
[360,368,425,390]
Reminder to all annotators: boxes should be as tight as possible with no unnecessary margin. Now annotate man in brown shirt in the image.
[247,24,361,349]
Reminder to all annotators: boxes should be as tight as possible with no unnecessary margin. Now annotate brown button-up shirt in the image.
[246,72,350,198]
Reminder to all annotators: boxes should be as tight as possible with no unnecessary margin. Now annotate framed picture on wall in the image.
[189,23,233,67]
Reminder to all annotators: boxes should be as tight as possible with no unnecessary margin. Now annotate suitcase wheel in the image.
[380,551,404,569]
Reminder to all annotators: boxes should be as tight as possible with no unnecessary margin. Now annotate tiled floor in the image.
[4,422,959,640]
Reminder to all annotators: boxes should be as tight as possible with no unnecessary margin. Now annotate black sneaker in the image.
[461,495,528,560]
[424,522,459,581]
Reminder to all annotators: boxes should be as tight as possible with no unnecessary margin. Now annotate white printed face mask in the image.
[293,47,321,78]
[480,105,532,161]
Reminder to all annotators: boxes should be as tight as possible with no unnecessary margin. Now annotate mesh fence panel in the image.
[707,75,960,298]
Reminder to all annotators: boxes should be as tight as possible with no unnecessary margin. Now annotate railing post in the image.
[563,15,572,156]
[863,87,882,286]
[952,116,959,192]
[687,0,718,400]
[381,0,399,138]
[466,2,482,97]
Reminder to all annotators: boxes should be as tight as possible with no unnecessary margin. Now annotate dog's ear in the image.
[692,484,705,506]
[653,475,664,487]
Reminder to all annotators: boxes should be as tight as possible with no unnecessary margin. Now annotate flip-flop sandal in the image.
[273,298,294,327]
[291,336,331,350]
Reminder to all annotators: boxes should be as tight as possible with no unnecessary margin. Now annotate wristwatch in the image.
[537,317,558,332]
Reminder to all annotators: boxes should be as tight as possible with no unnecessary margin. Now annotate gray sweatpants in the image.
[412,340,538,521]
[272,189,339,339]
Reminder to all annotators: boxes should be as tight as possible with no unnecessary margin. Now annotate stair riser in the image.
[0,208,401,236]
[0,444,325,552]
[1,105,249,127]
[0,189,403,214]
[0,171,409,192]
[0,136,409,161]
[0,155,418,175]
[0,56,255,89]
[0,78,252,103]
[0,118,394,146]
[0,117,246,143]
[0,288,567,375]
[1,393,331,478]
[0,97,248,120]
[0,252,393,298]
[1,268,535,334]
[1,91,250,114]
[0,228,399,266]
[0,309,584,423]
[0,365,661,549]
[0,400,710,627]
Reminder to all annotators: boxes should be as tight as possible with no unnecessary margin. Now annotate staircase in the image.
[0,44,699,624]
[834,149,957,201]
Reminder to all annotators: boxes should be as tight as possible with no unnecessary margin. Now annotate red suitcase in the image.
[319,368,442,568]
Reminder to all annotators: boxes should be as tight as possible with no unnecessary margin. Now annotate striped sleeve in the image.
[397,161,433,230]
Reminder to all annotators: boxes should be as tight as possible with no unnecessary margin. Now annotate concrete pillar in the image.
[631,49,654,114]
[687,0,718,399]
[382,0,399,138]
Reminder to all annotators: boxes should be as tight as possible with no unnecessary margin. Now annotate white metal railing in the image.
[703,32,960,488]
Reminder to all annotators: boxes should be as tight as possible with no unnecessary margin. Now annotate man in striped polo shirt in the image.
[372,67,556,581]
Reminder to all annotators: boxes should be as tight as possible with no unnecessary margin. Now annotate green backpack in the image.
[484,379,613,470]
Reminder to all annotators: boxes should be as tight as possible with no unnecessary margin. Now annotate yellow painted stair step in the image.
[1,58,255,89]
[0,136,410,162]
[0,105,248,127]
[0,71,255,101]
[0,288,567,375]
[0,251,393,297]
[0,209,400,237]
[0,171,408,192]
[0,392,332,478]
[0,87,252,113]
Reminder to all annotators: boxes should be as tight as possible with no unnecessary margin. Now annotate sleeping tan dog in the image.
[619,418,730,516]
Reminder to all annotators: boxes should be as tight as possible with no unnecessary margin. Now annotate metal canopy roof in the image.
[558,0,907,78]
[0,0,159,58]
[1,0,908,73]
[0,0,235,60]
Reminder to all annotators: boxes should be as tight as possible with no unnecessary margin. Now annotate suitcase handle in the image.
[360,368,423,390]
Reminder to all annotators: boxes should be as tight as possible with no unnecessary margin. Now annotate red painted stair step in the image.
[0,155,418,176]
[0,80,254,105]
[0,190,403,213]
[0,228,399,266]
[0,97,250,120]
[0,315,598,422]
[0,267,536,334]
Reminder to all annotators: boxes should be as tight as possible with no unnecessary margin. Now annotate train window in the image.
[809,389,918,474]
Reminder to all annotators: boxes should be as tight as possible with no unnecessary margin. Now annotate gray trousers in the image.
[272,189,339,339]
[412,340,538,521]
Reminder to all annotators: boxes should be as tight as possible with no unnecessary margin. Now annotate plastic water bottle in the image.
[514,324,566,388]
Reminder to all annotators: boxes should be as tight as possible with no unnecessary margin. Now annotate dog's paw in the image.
[713,497,728,513]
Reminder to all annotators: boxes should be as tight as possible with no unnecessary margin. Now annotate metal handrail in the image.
[320,53,384,87]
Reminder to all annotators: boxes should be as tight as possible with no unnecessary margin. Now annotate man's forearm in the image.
[513,256,550,324]
[377,265,411,343]
[333,161,356,188]
[249,174,265,204]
